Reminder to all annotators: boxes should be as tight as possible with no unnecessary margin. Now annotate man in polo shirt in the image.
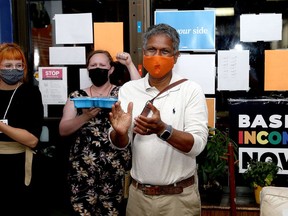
[109,23,208,216]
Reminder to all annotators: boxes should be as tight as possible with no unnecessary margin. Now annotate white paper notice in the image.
[217,50,250,91]
[49,47,86,65]
[39,67,68,104]
[79,68,92,89]
[240,13,282,42]
[174,54,215,94]
[55,13,93,44]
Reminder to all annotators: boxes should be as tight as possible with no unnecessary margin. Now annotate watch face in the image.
[161,130,171,140]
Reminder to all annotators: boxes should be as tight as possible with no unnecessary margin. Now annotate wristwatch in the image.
[158,125,173,141]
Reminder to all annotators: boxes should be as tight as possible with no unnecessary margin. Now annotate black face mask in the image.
[88,68,109,87]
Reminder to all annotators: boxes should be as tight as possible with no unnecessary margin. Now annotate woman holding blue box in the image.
[59,50,140,216]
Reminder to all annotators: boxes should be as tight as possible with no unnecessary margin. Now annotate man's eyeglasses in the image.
[1,63,25,70]
[143,48,174,57]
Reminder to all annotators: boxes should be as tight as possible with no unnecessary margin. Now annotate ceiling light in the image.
[205,7,235,17]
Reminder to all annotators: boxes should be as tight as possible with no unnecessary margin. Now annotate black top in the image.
[0,83,44,142]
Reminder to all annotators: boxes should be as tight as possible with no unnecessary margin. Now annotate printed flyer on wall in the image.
[38,67,68,105]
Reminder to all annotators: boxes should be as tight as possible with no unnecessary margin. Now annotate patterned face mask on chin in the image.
[0,69,24,85]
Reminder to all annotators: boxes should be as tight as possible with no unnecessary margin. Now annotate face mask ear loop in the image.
[108,66,114,79]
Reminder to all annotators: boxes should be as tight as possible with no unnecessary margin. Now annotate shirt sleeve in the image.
[184,82,209,157]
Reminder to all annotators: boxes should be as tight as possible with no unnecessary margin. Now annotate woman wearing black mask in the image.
[0,43,44,215]
[59,50,140,216]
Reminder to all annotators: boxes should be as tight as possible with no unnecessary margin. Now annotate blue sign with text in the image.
[155,10,215,51]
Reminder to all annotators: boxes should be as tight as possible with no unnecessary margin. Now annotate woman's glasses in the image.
[1,63,24,70]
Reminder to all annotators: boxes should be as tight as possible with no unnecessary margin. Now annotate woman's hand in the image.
[82,107,101,119]
[115,52,141,80]
[116,52,132,66]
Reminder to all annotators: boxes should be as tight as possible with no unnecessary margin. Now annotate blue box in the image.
[71,97,118,109]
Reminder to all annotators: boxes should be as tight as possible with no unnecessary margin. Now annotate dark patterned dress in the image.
[68,87,131,216]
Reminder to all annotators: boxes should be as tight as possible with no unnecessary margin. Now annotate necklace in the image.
[90,84,113,97]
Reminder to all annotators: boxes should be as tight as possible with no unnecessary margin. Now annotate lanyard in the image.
[3,84,19,119]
